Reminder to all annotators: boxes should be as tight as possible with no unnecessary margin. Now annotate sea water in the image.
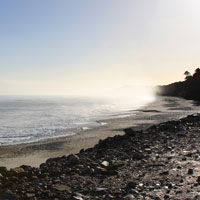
[0,93,154,146]
[0,93,199,146]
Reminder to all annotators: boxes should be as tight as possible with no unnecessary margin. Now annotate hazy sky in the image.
[1,0,200,95]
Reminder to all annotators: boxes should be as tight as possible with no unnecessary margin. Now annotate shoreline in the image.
[1,113,200,199]
[0,110,160,169]
[0,115,142,169]
[1,96,200,169]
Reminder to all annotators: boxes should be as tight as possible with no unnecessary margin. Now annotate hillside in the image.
[157,68,200,101]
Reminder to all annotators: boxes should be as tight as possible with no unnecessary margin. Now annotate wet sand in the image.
[0,97,199,169]
[0,116,140,169]
[2,113,200,199]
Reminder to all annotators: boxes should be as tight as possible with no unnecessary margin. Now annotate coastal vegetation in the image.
[157,68,200,101]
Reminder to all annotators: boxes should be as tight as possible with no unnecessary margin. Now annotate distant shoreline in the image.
[157,68,200,101]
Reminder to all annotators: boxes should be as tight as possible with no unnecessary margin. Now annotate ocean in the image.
[0,93,154,146]
[0,93,200,146]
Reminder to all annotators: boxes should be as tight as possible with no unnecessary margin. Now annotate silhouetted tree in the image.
[184,71,191,80]
[195,68,200,74]
[157,68,200,101]
[193,68,200,80]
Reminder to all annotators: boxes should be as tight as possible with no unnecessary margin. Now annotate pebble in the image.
[124,194,135,200]
[188,169,193,175]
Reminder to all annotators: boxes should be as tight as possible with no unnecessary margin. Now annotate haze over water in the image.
[1,1,200,146]
[0,87,154,146]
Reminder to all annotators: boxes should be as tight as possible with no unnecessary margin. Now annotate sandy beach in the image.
[1,1,200,199]
[0,114,152,169]
[1,97,199,169]
[2,113,200,199]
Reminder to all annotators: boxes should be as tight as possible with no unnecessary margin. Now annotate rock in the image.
[73,192,85,200]
[164,194,170,199]
[139,183,144,187]
[185,152,192,157]
[26,193,35,198]
[68,154,80,165]
[182,157,187,161]
[188,168,193,175]
[95,166,107,174]
[95,187,107,192]
[0,167,8,176]
[53,178,61,184]
[101,161,109,167]
[40,163,47,169]
[177,133,186,138]
[126,181,137,189]
[20,165,32,171]
[53,184,71,192]
[73,196,83,200]
[160,171,169,176]
[11,167,25,175]
[80,149,85,153]
[167,183,173,189]
[176,190,183,194]
[145,148,152,154]
[95,166,118,176]
[74,192,84,197]
[124,194,135,200]
[133,153,144,160]
[124,128,136,136]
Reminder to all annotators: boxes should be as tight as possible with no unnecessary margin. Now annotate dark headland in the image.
[1,74,200,199]
[157,68,200,101]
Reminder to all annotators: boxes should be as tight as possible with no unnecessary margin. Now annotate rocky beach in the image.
[1,96,199,170]
[1,112,200,199]
[1,0,200,199]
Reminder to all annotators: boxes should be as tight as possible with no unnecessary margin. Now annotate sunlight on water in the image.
[0,86,155,145]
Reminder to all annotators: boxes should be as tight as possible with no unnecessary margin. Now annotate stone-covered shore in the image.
[1,114,200,199]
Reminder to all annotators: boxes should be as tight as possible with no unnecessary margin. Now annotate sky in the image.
[0,0,200,95]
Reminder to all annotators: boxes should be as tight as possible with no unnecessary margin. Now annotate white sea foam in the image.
[0,94,200,146]
[0,92,154,146]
